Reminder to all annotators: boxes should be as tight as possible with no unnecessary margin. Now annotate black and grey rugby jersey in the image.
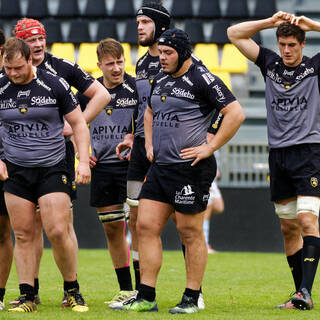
[38,52,94,94]
[77,73,137,163]
[134,52,205,138]
[150,64,235,164]
[256,46,320,148]
[0,68,78,167]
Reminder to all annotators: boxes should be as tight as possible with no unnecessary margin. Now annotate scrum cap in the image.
[158,28,192,73]
[14,18,46,40]
[136,2,170,42]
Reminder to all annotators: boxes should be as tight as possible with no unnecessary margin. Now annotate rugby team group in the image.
[0,0,319,314]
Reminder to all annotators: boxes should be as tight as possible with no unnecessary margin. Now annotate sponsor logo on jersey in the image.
[311,177,318,187]
[304,258,315,262]
[0,82,11,95]
[92,125,129,135]
[36,78,52,91]
[271,96,307,111]
[202,72,215,85]
[110,93,116,100]
[0,99,16,109]
[8,123,49,138]
[136,70,148,80]
[283,69,294,76]
[153,111,180,122]
[267,70,282,83]
[31,96,57,106]
[44,62,57,75]
[165,81,176,88]
[17,90,31,98]
[175,185,195,205]
[122,82,135,93]
[116,97,137,107]
[213,84,225,102]
[203,193,210,202]
[156,75,169,84]
[148,61,160,69]
[212,112,223,129]
[59,78,70,90]
[182,75,193,86]
[171,88,195,99]
[137,53,148,67]
[296,67,314,81]
[161,95,166,102]
[69,92,78,106]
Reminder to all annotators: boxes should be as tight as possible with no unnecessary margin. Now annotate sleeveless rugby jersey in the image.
[256,46,320,148]
[77,73,137,163]
[150,64,235,164]
[0,68,78,167]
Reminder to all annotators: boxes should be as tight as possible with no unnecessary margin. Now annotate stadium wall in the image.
[45,185,283,253]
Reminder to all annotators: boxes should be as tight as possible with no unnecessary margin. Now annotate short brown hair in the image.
[276,22,305,44]
[96,38,124,62]
[2,37,30,61]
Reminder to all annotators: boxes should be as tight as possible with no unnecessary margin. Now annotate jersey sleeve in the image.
[54,76,79,115]
[255,46,279,79]
[197,70,236,111]
[207,110,224,134]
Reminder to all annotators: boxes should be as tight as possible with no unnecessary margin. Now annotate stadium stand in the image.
[137,45,148,59]
[0,0,21,18]
[77,42,100,73]
[295,0,320,18]
[210,20,231,44]
[82,0,108,18]
[42,18,63,44]
[50,42,75,62]
[220,44,248,73]
[253,0,277,19]
[67,19,91,44]
[224,0,249,19]
[56,0,80,18]
[193,43,219,72]
[111,0,135,18]
[26,0,49,19]
[184,19,205,44]
[95,19,118,42]
[122,19,138,44]
[170,0,194,19]
[121,42,136,75]
[198,0,221,19]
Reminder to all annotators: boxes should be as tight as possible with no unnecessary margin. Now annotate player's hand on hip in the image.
[89,155,98,168]
[0,160,8,181]
[146,144,154,163]
[75,162,91,184]
[180,142,214,166]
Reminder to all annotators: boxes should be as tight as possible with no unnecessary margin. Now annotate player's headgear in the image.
[14,18,46,40]
[136,2,171,43]
[158,28,192,73]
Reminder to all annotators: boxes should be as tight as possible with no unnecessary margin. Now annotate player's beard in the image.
[138,34,155,47]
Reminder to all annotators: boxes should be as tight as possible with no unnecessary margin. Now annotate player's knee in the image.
[46,225,66,244]
[103,220,124,240]
[280,220,301,240]
[177,224,200,245]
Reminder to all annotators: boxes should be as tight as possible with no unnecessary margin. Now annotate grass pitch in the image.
[2,249,320,319]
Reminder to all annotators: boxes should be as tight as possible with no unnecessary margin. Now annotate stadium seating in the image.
[77,43,99,73]
[57,0,80,18]
[225,0,249,19]
[82,0,108,18]
[253,0,277,19]
[210,20,231,45]
[95,19,118,42]
[27,0,49,19]
[51,43,75,62]
[67,19,91,44]
[170,0,194,19]
[220,44,248,73]
[198,0,221,19]
[137,45,148,60]
[121,43,135,76]
[111,0,135,18]
[213,71,232,90]
[42,18,63,44]
[184,19,205,44]
[0,0,21,18]
[194,43,219,72]
[122,19,138,44]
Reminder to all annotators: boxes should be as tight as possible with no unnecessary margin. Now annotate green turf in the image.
[2,249,320,319]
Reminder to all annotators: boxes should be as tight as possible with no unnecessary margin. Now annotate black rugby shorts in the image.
[90,162,128,207]
[139,156,217,214]
[269,143,320,201]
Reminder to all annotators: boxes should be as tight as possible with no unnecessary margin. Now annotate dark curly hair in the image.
[276,22,305,44]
